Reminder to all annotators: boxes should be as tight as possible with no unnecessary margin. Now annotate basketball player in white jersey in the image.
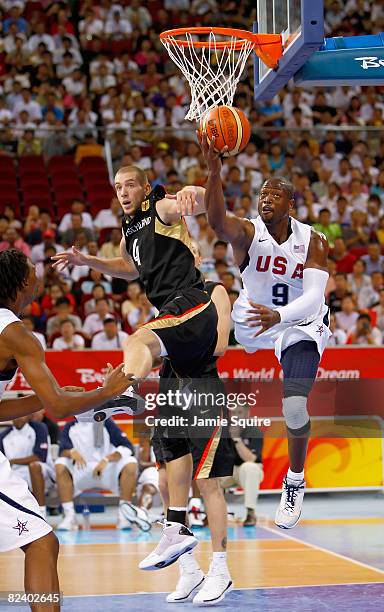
[200,134,330,529]
[0,248,132,610]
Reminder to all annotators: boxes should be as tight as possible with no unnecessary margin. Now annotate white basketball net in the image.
[161,31,254,122]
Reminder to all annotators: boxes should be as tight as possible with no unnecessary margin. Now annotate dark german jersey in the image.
[122,185,204,310]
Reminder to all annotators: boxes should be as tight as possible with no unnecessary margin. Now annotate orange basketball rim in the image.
[160,27,283,70]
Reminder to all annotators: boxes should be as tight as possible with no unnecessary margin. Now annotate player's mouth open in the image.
[262,206,273,213]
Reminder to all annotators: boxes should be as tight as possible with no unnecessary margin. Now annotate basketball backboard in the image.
[254,0,324,101]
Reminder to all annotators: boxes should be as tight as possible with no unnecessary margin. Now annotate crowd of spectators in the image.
[0,0,384,347]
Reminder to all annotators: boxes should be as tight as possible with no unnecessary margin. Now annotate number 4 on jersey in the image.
[132,238,141,266]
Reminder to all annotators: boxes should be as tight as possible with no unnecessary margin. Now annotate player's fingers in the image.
[253,328,266,338]
[188,192,195,216]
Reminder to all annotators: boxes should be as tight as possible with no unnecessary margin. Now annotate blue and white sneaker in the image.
[275,475,306,529]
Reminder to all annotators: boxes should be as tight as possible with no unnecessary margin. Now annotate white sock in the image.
[119,499,130,506]
[39,505,46,515]
[179,550,201,572]
[287,468,304,482]
[211,551,228,571]
[63,501,75,516]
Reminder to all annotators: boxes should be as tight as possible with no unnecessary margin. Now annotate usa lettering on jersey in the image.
[255,256,304,279]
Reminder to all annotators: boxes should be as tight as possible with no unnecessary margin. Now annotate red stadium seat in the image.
[54,186,84,202]
[0,156,16,172]
[86,185,115,202]
[79,157,108,173]
[48,155,77,173]
[51,177,83,189]
[20,177,50,189]
[0,195,22,217]
[0,178,18,190]
[18,169,47,180]
[98,227,116,246]
[88,196,114,214]
[23,194,53,212]
[18,155,45,171]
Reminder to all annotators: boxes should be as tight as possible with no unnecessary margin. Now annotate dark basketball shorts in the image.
[151,360,235,480]
[141,287,218,378]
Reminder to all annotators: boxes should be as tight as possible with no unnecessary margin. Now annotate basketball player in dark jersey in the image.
[53,166,235,602]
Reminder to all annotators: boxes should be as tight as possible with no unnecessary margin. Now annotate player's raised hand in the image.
[103,362,134,397]
[246,301,281,337]
[51,246,89,272]
[197,130,227,173]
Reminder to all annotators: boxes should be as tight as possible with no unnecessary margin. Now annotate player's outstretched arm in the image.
[199,132,253,263]
[156,185,206,224]
[2,323,133,419]
[52,240,138,281]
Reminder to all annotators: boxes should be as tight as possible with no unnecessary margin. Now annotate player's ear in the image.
[144,181,151,196]
[289,198,295,211]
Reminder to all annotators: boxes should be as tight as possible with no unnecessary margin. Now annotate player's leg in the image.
[28,462,47,518]
[116,459,151,531]
[188,480,206,528]
[22,532,60,612]
[154,457,205,604]
[275,340,320,529]
[237,462,264,526]
[55,459,78,530]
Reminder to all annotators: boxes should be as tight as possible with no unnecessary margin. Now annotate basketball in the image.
[201,105,251,157]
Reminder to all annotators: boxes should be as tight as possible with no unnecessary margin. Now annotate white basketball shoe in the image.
[275,475,306,529]
[139,521,198,570]
[166,554,205,603]
[192,561,233,606]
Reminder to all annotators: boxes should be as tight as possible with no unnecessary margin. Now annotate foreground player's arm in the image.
[200,133,253,264]
[156,185,206,224]
[2,324,133,418]
[247,232,329,333]
[211,284,232,356]
[52,239,138,280]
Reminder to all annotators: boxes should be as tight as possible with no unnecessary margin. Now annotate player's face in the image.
[258,184,292,226]
[115,171,149,216]
[21,261,39,309]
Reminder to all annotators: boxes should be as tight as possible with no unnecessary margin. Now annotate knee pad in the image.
[282,396,310,434]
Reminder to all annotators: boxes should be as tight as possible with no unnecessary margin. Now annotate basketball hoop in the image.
[160,27,282,122]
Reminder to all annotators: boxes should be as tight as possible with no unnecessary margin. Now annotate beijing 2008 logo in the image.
[354,56,384,69]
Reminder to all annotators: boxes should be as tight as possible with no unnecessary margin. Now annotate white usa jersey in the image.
[232,216,330,361]
[0,308,52,552]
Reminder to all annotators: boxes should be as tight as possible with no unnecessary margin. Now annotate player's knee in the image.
[55,463,69,479]
[28,531,59,561]
[196,477,221,497]
[282,396,310,435]
[28,461,42,476]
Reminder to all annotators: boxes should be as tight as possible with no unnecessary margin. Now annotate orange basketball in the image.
[201,105,251,157]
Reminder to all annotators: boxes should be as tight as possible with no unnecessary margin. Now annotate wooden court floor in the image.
[0,521,383,599]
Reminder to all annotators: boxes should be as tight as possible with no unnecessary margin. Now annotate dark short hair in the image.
[0,249,29,303]
[357,313,371,322]
[56,297,70,308]
[319,208,331,215]
[214,240,228,249]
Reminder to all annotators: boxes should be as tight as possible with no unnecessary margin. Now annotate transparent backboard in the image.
[255,0,324,100]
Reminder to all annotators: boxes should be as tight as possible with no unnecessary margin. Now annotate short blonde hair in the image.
[115,165,148,186]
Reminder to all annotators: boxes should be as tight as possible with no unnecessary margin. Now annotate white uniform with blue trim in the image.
[232,216,331,361]
[0,308,52,552]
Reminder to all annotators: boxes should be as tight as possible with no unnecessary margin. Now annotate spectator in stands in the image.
[372,289,384,333]
[220,405,264,527]
[74,132,104,165]
[331,237,357,273]
[105,8,132,39]
[46,297,82,338]
[127,291,157,332]
[52,319,85,350]
[313,208,342,248]
[0,227,31,256]
[347,313,382,346]
[55,419,147,531]
[17,128,42,155]
[121,281,142,320]
[40,282,76,317]
[328,273,351,313]
[335,295,359,333]
[3,205,22,231]
[343,210,370,249]
[21,315,47,349]
[91,316,129,350]
[327,313,347,346]
[82,297,113,338]
[99,228,122,259]
[61,213,95,247]
[0,416,55,519]
[358,271,384,309]
[361,243,384,275]
[59,200,94,234]
[347,259,371,298]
